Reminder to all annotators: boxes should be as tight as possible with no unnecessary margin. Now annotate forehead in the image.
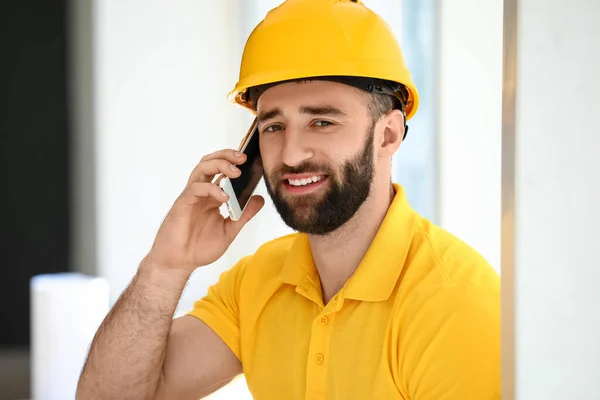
[256,80,367,114]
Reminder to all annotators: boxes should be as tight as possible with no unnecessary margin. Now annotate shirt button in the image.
[314,353,325,364]
[319,316,329,325]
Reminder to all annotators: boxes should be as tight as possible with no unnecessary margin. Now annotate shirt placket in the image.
[305,292,345,400]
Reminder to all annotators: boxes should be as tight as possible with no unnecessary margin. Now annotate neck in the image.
[308,182,395,304]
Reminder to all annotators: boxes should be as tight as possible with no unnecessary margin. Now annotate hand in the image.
[146,149,264,272]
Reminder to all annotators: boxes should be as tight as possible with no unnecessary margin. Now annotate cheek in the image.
[259,139,280,174]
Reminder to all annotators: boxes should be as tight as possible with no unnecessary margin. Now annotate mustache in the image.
[268,161,334,181]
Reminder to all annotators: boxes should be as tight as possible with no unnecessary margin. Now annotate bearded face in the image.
[263,127,375,235]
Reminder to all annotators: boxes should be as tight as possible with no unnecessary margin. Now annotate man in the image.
[77,0,500,399]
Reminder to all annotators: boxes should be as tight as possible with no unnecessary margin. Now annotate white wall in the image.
[437,0,503,271]
[511,0,600,397]
[90,0,256,311]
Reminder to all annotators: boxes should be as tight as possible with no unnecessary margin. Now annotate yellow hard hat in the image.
[228,0,420,120]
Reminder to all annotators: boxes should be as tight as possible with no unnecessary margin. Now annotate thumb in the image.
[225,195,265,237]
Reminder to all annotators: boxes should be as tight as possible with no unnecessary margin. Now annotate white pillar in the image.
[503,0,600,398]
[437,0,504,271]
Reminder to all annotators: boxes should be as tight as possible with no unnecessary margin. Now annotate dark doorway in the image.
[0,0,70,373]
[0,1,70,396]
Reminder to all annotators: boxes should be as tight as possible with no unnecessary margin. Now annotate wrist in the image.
[139,255,192,289]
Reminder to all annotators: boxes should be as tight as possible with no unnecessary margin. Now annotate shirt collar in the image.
[280,183,417,302]
[343,183,416,301]
[281,233,317,286]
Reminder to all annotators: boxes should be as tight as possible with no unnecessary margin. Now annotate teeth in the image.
[288,176,323,186]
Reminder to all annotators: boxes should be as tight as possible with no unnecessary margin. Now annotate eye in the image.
[263,124,283,133]
[314,120,334,127]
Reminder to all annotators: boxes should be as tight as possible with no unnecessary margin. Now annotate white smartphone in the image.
[221,119,263,221]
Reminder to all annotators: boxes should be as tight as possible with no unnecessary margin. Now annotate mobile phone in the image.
[221,119,263,221]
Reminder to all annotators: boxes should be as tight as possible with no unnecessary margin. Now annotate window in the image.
[369,0,439,222]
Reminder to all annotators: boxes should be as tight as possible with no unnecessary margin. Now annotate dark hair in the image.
[247,76,406,118]
[364,91,396,123]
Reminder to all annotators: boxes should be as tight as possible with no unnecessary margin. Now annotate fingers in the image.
[188,150,247,184]
[180,182,229,206]
[212,173,225,186]
[225,195,265,239]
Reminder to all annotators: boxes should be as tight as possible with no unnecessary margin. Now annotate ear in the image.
[376,109,405,158]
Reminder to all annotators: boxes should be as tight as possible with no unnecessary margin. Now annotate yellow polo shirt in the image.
[188,184,500,399]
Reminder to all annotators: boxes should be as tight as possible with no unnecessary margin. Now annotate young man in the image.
[77,1,500,399]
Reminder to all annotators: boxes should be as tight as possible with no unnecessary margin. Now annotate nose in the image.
[281,125,313,167]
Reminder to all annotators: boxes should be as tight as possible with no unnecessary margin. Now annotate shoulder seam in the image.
[414,221,453,286]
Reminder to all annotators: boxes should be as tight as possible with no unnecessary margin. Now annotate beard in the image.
[263,125,375,235]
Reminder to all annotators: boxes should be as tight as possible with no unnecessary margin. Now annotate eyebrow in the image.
[257,105,348,125]
[257,108,282,125]
[300,105,348,118]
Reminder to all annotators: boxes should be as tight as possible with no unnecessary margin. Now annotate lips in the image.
[286,175,325,187]
[281,175,329,194]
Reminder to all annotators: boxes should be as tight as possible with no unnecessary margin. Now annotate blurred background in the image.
[1,0,598,399]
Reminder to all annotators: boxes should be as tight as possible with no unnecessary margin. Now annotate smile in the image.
[281,175,329,194]
[287,175,324,187]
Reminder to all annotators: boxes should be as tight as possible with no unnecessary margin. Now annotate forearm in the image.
[77,258,191,400]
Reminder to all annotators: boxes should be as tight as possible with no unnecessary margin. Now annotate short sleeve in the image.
[186,256,252,360]
[399,285,501,399]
